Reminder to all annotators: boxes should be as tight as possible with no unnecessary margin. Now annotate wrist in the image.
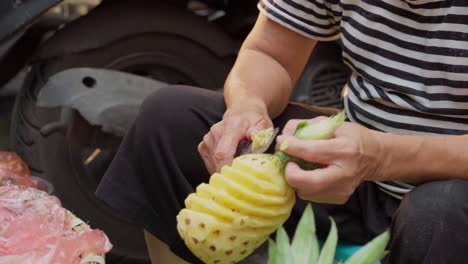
[361,129,389,182]
[372,131,426,183]
[226,96,269,117]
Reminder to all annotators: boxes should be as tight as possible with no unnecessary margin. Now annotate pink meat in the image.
[0,185,112,263]
[0,151,37,188]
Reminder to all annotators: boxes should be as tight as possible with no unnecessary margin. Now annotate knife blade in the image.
[234,127,280,157]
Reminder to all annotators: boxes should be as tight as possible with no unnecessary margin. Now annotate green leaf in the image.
[276,226,293,264]
[318,218,338,264]
[268,239,278,264]
[344,230,390,264]
[291,204,319,264]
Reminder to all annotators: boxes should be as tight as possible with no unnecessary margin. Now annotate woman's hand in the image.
[277,117,384,204]
[198,101,273,174]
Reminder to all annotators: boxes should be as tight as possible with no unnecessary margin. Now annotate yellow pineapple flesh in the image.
[176,154,295,264]
[177,113,347,264]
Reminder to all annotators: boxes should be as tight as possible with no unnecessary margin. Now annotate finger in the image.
[285,162,343,193]
[296,184,354,204]
[215,118,246,166]
[246,118,273,139]
[296,191,349,205]
[281,116,329,136]
[281,119,307,136]
[277,136,340,164]
[198,142,215,174]
[210,122,226,138]
[202,132,216,150]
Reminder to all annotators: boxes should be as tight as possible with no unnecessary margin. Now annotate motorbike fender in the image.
[36,68,167,137]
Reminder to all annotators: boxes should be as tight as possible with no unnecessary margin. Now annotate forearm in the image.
[224,48,294,118]
[224,14,316,118]
[373,131,468,183]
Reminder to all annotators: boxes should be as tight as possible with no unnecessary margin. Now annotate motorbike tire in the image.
[10,1,236,263]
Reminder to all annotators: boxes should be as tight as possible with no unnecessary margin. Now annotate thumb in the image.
[246,119,273,139]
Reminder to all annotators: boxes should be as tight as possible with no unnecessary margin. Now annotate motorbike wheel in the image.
[10,1,236,263]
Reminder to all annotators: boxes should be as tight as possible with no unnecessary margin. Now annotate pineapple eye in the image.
[192,237,199,244]
[199,223,205,229]
[229,236,237,241]
[210,245,216,251]
[185,219,190,225]
[225,250,233,255]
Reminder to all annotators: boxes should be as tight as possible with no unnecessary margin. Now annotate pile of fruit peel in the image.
[0,151,112,263]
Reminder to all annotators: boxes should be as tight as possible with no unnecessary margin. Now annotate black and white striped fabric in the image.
[258,0,468,199]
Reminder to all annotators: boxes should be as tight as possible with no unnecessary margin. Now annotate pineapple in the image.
[268,204,390,264]
[177,112,347,264]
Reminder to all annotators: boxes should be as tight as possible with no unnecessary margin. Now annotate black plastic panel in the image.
[0,0,62,43]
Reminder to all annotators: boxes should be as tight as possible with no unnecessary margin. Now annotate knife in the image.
[235,127,280,157]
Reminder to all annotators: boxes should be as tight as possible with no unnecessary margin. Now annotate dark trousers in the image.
[96,86,468,264]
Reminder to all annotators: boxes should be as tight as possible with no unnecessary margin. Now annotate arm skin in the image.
[198,14,316,173]
[276,121,468,204]
[375,132,468,184]
[224,14,317,118]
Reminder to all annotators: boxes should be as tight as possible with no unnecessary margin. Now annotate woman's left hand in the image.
[276,118,385,204]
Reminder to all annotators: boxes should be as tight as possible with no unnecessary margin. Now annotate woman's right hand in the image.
[198,101,273,174]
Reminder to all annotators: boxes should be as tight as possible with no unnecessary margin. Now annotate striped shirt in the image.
[258,0,468,199]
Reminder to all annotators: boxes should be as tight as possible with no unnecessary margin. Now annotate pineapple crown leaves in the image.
[268,204,390,264]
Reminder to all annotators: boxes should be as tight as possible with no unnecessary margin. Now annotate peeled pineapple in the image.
[177,112,347,264]
[177,154,295,264]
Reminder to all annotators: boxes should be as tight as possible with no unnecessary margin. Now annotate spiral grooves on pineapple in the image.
[177,154,295,264]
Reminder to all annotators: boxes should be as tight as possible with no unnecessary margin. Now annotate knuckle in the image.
[296,190,309,200]
[340,195,350,204]
[285,173,301,187]
[214,151,227,161]
[210,123,222,134]
[305,176,322,189]
[342,140,361,157]
[257,119,269,128]
[224,115,241,125]
[335,198,348,205]
[197,142,204,152]
[346,185,356,195]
